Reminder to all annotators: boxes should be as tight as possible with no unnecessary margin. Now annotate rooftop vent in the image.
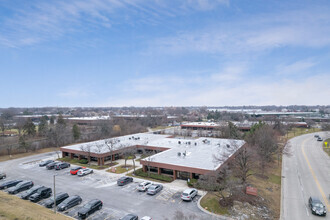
[194,142,197,146]
[177,152,181,157]
[226,144,230,148]
[178,141,181,144]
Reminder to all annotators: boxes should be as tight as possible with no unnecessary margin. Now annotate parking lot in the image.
[0,152,209,220]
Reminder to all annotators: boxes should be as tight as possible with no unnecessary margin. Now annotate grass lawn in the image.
[200,193,229,215]
[107,165,135,174]
[286,127,321,139]
[0,191,70,220]
[0,147,59,162]
[323,138,330,156]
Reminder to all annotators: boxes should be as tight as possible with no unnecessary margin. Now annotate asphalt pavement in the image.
[281,132,330,220]
[0,151,219,220]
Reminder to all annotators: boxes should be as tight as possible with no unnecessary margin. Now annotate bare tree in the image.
[198,166,239,206]
[105,138,118,165]
[120,146,134,168]
[142,148,155,177]
[80,144,93,164]
[246,124,279,174]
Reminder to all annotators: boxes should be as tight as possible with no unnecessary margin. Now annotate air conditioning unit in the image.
[177,152,181,156]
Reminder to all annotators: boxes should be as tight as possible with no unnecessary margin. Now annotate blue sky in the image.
[1,0,330,107]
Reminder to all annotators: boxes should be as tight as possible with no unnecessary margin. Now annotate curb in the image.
[197,192,233,220]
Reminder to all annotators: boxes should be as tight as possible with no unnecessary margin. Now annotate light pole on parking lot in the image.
[53,174,56,214]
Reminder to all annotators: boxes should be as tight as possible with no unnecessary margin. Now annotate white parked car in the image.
[141,216,152,220]
[137,181,152,192]
[77,168,93,176]
[181,188,198,201]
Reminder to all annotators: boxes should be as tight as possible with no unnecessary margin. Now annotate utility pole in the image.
[53,175,56,213]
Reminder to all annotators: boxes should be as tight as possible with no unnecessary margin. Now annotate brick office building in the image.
[60,133,245,180]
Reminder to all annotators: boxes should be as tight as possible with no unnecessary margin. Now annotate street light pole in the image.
[53,174,56,214]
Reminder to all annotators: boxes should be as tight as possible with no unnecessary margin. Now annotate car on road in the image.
[44,192,69,208]
[308,196,327,216]
[141,216,152,220]
[317,137,323,142]
[8,180,34,194]
[55,162,70,170]
[137,181,152,192]
[20,185,43,200]
[77,168,93,176]
[117,176,133,186]
[314,134,319,138]
[39,160,54,167]
[29,186,52,202]
[46,161,61,170]
[0,172,6,180]
[0,179,22,190]
[77,199,103,219]
[181,188,198,201]
[147,184,163,195]
[57,195,82,211]
[70,166,85,175]
[120,214,138,220]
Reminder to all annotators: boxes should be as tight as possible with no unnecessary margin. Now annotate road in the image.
[0,152,219,220]
[282,132,330,220]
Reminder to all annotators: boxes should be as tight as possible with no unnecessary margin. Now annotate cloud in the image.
[276,59,317,75]
[58,88,92,99]
[102,68,330,107]
[149,8,330,56]
[0,0,229,48]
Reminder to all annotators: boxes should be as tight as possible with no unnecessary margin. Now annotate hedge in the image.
[134,168,173,182]
[79,159,88,164]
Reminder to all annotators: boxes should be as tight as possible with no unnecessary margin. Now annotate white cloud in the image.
[150,8,330,55]
[102,69,330,107]
[58,88,92,99]
[276,59,317,75]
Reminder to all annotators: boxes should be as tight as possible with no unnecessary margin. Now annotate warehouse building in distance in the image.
[60,133,246,180]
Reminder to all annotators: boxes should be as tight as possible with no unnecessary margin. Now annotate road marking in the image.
[301,138,330,211]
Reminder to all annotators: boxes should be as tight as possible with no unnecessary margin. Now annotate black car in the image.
[55,162,70,170]
[20,185,43,200]
[46,162,61,170]
[44,192,69,208]
[8,180,34,194]
[57,195,82,211]
[39,160,54,167]
[77,199,103,219]
[308,196,327,216]
[0,179,22,190]
[120,214,139,220]
[117,176,133,186]
[0,172,6,180]
[29,186,52,202]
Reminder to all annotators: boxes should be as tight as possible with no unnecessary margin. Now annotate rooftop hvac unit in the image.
[194,142,197,146]
[183,151,186,156]
[177,152,181,156]
[226,144,230,148]
[178,141,181,144]
[188,141,191,145]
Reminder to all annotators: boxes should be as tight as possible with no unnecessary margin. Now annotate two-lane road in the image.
[282,132,330,220]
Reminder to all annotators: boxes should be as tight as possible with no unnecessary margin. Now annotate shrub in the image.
[187,178,198,187]
[134,168,173,182]
[79,159,88,164]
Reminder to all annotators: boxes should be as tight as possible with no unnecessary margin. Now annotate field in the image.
[0,191,70,220]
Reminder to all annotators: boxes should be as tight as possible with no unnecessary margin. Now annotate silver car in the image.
[181,188,198,201]
[147,184,163,195]
[137,181,152,192]
[77,168,93,176]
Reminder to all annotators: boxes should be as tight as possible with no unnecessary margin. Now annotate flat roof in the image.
[142,138,245,171]
[61,133,171,154]
[61,133,245,171]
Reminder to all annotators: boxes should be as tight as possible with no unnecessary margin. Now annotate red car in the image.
[70,167,85,175]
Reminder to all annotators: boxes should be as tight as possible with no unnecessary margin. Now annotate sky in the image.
[1,0,330,107]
